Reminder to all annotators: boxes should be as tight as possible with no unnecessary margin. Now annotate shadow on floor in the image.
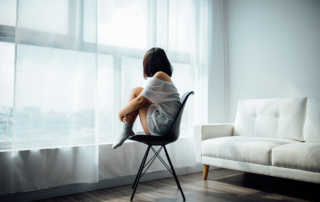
[214,171,320,202]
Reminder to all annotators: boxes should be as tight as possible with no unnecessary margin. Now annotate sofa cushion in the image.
[233,97,307,141]
[202,136,297,166]
[272,142,320,172]
[304,97,320,142]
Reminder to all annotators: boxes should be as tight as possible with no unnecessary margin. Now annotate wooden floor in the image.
[35,168,320,202]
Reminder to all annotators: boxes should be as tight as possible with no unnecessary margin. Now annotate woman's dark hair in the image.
[143,47,173,79]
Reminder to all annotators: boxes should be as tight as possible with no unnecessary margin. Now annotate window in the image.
[0,0,193,145]
[0,0,16,26]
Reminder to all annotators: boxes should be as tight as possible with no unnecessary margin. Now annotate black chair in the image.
[128,91,194,201]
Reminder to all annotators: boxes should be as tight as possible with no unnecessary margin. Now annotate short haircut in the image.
[143,47,173,79]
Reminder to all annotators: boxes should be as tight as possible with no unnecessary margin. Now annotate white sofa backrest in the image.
[304,97,320,142]
[233,97,307,141]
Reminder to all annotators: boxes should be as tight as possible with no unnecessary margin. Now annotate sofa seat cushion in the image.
[272,142,320,172]
[202,136,298,165]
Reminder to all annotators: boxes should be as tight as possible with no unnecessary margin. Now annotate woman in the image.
[112,47,181,149]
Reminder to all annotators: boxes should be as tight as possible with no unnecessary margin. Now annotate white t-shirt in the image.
[141,77,181,136]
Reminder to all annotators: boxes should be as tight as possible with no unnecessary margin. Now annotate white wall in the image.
[208,0,227,123]
[225,0,320,122]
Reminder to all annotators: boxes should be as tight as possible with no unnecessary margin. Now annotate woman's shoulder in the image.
[153,71,172,82]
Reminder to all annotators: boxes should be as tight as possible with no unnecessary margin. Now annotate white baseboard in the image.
[1,164,217,202]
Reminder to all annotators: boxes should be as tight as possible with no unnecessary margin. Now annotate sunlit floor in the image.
[35,168,320,202]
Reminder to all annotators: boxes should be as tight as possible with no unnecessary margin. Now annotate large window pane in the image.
[83,0,97,43]
[171,62,193,137]
[14,45,97,149]
[0,42,14,142]
[98,54,114,143]
[18,0,68,35]
[156,0,168,50]
[0,0,16,26]
[98,0,148,49]
[156,0,191,53]
[168,0,191,53]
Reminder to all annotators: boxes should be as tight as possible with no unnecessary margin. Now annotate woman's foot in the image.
[112,123,135,149]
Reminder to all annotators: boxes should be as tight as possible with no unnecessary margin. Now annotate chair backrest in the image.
[163,91,194,142]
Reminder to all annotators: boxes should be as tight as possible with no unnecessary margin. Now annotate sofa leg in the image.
[203,165,209,180]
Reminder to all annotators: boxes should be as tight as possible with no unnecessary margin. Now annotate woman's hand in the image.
[118,95,148,119]
[118,112,128,123]
[122,115,128,123]
[118,94,148,122]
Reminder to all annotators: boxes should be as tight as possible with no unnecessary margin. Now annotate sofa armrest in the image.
[194,123,234,164]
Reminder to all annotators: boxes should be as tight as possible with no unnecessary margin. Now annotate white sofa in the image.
[194,97,320,184]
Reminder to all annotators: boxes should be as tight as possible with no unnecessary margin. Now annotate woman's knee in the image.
[130,87,144,96]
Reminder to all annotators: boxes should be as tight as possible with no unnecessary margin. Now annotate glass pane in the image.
[168,0,191,53]
[0,42,14,143]
[0,0,16,26]
[171,62,193,137]
[171,63,191,103]
[98,54,114,143]
[156,0,191,53]
[18,0,68,35]
[156,0,168,50]
[98,0,148,49]
[14,45,97,149]
[83,0,97,43]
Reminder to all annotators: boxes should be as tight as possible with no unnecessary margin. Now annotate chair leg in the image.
[163,146,186,201]
[132,146,150,189]
[203,165,209,180]
[131,146,151,201]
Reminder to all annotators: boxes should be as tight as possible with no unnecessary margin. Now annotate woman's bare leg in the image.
[113,86,153,149]
[123,87,143,123]
[124,87,152,135]
[138,101,152,135]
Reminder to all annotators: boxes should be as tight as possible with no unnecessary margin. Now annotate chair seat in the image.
[129,131,176,146]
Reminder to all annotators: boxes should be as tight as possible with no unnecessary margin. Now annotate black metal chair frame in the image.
[129,91,194,201]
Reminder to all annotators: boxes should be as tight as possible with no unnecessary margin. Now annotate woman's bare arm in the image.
[118,71,170,122]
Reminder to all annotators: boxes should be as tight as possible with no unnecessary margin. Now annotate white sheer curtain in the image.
[0,0,213,193]
[11,0,99,192]
[96,0,210,142]
[98,0,212,178]
[95,0,210,178]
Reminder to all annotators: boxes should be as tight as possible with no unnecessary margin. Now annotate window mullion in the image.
[113,55,122,136]
[68,0,83,42]
[0,25,15,43]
